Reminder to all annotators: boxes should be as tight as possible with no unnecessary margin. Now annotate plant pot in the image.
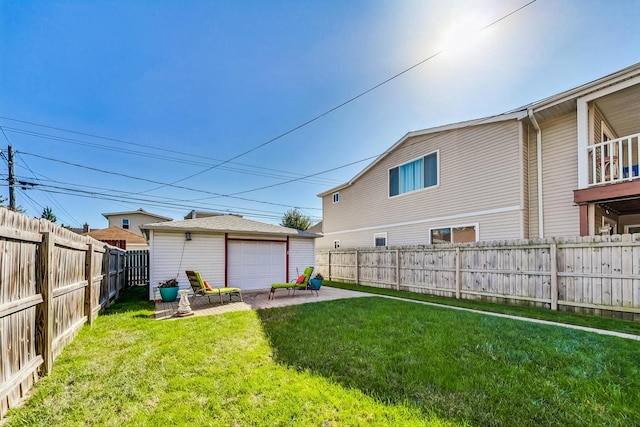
[159,286,179,302]
[309,278,323,290]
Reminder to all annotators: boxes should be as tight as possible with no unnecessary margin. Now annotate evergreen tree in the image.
[280,208,311,231]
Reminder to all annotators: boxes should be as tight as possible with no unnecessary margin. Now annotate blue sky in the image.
[1,0,639,229]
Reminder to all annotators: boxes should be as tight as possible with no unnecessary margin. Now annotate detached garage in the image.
[141,215,317,300]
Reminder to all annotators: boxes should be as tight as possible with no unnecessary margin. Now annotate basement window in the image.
[430,225,477,244]
[374,232,387,247]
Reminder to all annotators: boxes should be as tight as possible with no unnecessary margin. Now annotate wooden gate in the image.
[125,250,149,286]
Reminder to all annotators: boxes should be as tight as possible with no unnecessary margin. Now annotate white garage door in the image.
[228,241,286,290]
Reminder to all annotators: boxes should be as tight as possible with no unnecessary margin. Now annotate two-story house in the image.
[317,62,640,250]
[102,208,173,237]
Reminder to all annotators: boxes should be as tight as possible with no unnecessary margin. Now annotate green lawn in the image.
[326,280,640,336]
[6,287,640,426]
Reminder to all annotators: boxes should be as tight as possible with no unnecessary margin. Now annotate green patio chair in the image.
[269,266,314,300]
[186,270,243,304]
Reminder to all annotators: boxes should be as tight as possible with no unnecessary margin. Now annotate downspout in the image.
[528,109,544,238]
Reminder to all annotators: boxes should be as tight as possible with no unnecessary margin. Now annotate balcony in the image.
[587,133,640,186]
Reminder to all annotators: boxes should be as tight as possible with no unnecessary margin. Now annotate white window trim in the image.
[388,149,440,199]
[122,218,130,229]
[332,192,340,204]
[333,240,341,249]
[428,222,479,244]
[373,232,387,247]
[624,224,640,234]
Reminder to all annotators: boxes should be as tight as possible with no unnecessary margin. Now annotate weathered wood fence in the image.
[316,234,640,321]
[0,208,126,418]
[125,250,149,287]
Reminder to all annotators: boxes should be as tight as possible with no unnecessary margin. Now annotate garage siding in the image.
[148,231,225,300]
[288,238,316,279]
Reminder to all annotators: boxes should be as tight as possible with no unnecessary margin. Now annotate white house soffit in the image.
[322,205,521,236]
[317,111,526,198]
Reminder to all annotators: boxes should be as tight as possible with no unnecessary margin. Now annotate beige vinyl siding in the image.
[539,112,580,237]
[316,208,521,250]
[148,231,225,299]
[321,120,523,248]
[527,124,540,238]
[521,122,530,238]
[108,213,167,236]
[288,238,316,278]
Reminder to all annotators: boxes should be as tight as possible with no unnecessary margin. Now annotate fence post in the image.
[85,243,94,326]
[115,250,122,300]
[455,247,462,299]
[36,232,54,375]
[550,243,558,310]
[395,249,400,291]
[102,247,110,308]
[355,250,359,285]
[328,251,331,281]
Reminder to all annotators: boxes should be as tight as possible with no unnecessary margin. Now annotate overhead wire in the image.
[11,172,314,218]
[16,153,81,226]
[18,151,323,210]
[138,0,538,193]
[0,124,342,186]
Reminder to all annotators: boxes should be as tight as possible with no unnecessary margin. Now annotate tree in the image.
[280,208,311,231]
[41,206,57,223]
[0,195,25,213]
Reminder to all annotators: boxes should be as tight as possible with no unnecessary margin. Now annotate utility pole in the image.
[8,145,16,210]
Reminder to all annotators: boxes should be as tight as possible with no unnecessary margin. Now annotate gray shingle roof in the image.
[140,214,318,238]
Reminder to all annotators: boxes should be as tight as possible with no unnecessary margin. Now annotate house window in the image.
[374,232,387,247]
[389,151,438,197]
[333,240,341,249]
[625,224,640,234]
[122,218,130,230]
[430,225,477,244]
[333,192,340,203]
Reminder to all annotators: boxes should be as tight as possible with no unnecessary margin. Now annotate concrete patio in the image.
[154,286,371,320]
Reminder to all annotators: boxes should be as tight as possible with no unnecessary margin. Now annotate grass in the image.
[5,286,640,426]
[325,280,640,336]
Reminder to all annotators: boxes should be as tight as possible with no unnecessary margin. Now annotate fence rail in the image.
[0,208,126,419]
[316,234,640,320]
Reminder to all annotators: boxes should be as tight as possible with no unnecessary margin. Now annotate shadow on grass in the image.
[101,286,155,316]
[256,297,640,427]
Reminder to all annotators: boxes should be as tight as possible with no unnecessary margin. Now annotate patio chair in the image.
[185,270,243,304]
[269,266,314,300]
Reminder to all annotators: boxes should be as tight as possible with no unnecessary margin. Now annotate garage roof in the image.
[140,214,318,238]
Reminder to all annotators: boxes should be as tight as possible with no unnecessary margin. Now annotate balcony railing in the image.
[588,133,640,186]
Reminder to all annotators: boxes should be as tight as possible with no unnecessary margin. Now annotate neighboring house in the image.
[183,210,240,220]
[140,215,317,300]
[83,226,149,250]
[102,208,172,237]
[317,62,640,250]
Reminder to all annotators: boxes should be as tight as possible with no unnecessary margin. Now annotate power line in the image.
[16,153,82,226]
[0,123,343,186]
[140,0,538,192]
[12,172,313,218]
[18,151,322,211]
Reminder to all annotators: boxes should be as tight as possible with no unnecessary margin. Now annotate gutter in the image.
[528,109,544,238]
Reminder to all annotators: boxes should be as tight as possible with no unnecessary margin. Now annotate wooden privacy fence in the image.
[316,234,640,321]
[125,250,149,287]
[0,208,126,418]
